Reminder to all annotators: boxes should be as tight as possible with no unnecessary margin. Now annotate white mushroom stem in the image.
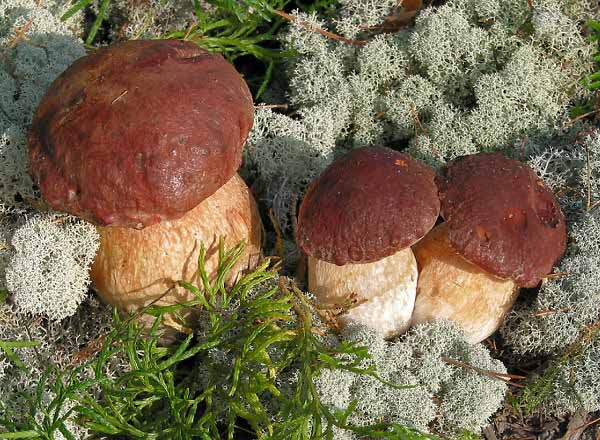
[411,223,519,344]
[91,174,262,314]
[308,248,417,338]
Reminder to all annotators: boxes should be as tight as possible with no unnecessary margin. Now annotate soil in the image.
[486,409,600,440]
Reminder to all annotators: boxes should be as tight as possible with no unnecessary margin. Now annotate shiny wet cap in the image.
[297,146,440,265]
[437,152,567,287]
[28,39,253,228]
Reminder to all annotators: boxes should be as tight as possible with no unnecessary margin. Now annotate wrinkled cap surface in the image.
[437,152,567,287]
[28,39,254,228]
[297,146,440,265]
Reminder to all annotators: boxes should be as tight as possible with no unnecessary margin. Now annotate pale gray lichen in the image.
[5,213,100,321]
[545,333,600,415]
[332,0,397,39]
[465,45,567,150]
[245,106,337,195]
[314,321,508,436]
[408,4,494,99]
[109,0,197,40]
[347,34,408,146]
[527,147,572,194]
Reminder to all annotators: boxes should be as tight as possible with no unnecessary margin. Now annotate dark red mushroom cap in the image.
[436,152,567,288]
[297,146,440,265]
[28,39,254,228]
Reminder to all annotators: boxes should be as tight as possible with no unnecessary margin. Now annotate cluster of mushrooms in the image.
[27,39,566,344]
[297,147,567,343]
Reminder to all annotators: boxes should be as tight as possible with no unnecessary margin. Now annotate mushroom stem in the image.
[411,223,519,344]
[91,174,262,314]
[308,247,418,338]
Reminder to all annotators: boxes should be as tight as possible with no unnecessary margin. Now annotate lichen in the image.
[5,213,99,320]
[314,321,508,436]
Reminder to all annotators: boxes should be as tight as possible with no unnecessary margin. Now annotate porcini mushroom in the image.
[296,146,440,337]
[28,39,262,312]
[412,153,567,343]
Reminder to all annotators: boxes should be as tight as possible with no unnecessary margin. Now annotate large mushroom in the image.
[28,39,262,312]
[412,153,567,343]
[296,146,440,337]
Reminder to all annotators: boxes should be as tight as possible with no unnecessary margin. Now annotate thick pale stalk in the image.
[308,248,417,337]
[91,174,262,313]
[412,223,519,344]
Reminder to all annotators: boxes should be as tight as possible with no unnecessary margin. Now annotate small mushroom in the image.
[297,146,440,337]
[412,153,567,343]
[27,40,262,312]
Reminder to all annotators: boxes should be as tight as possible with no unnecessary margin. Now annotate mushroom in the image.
[411,153,567,343]
[296,146,440,337]
[28,39,262,312]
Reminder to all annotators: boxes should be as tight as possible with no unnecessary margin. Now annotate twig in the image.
[256,104,289,110]
[183,23,196,40]
[273,10,366,47]
[409,103,427,135]
[310,327,327,337]
[49,216,72,225]
[69,335,109,366]
[581,320,600,346]
[311,293,370,333]
[534,305,574,317]
[563,108,600,129]
[410,103,441,159]
[111,90,128,104]
[1,19,43,67]
[313,307,342,333]
[358,25,395,31]
[281,277,310,324]
[589,200,600,213]
[442,357,526,387]
[290,193,299,239]
[575,416,600,432]
[543,271,576,281]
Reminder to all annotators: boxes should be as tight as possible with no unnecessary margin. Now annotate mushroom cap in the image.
[28,39,254,228]
[436,152,567,287]
[297,146,440,265]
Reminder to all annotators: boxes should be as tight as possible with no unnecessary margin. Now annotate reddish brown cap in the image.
[28,39,254,228]
[297,146,440,265]
[436,152,566,287]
